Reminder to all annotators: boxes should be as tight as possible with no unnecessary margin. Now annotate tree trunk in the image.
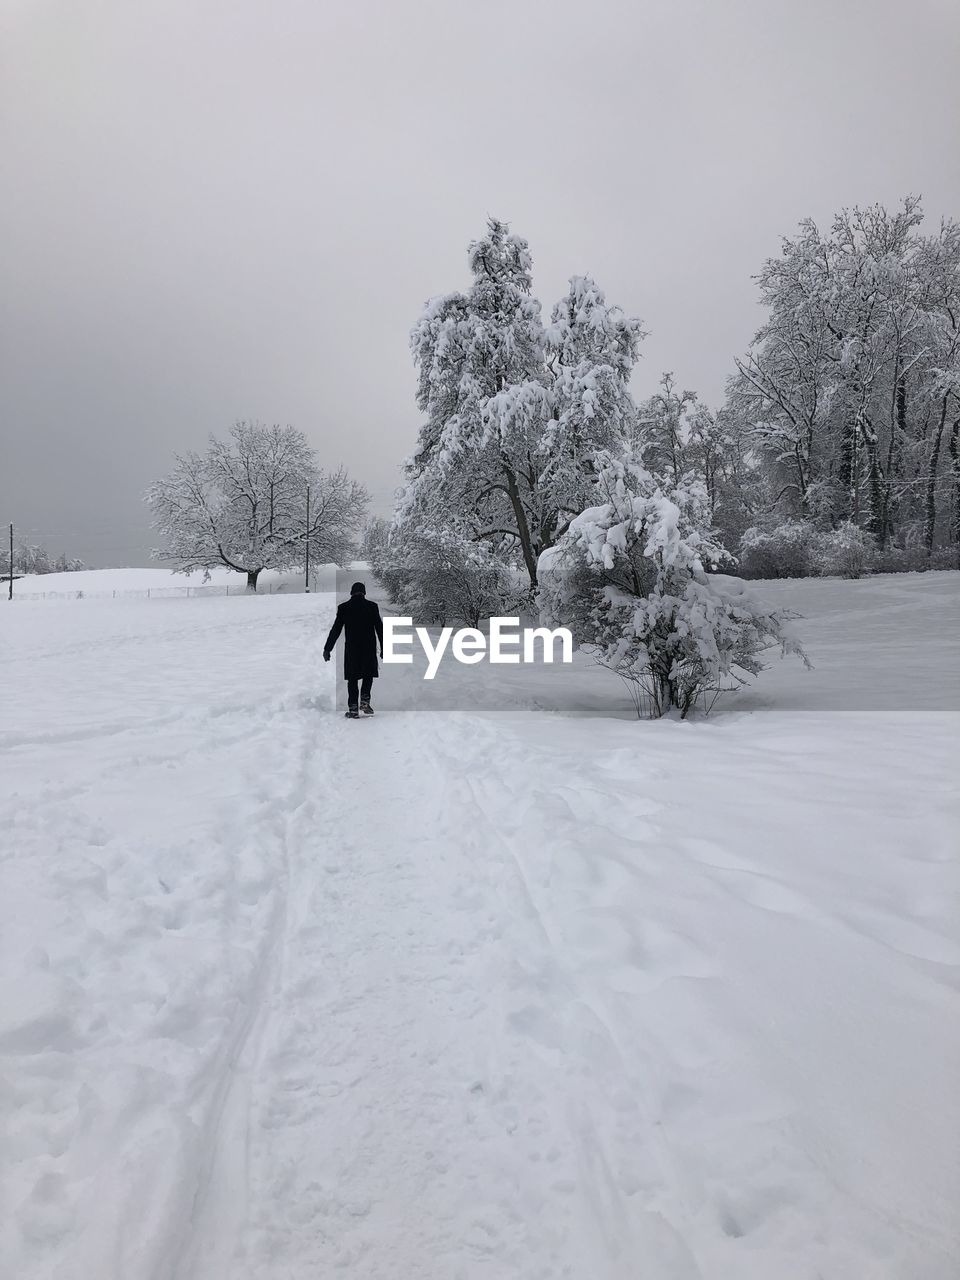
[895,376,907,454]
[924,399,949,553]
[839,418,857,519]
[862,430,887,545]
[246,568,261,592]
[502,462,539,589]
[794,442,808,515]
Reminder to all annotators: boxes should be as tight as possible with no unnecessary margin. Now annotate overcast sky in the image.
[2,0,958,566]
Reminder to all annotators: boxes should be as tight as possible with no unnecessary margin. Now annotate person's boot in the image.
[345,704,360,719]
[360,700,374,715]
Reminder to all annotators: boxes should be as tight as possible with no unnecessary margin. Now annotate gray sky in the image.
[2,0,959,567]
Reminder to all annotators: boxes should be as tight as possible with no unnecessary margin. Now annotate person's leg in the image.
[360,675,373,704]
[347,676,359,709]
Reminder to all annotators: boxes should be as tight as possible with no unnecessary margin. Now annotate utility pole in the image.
[7,523,12,602]
[304,485,311,592]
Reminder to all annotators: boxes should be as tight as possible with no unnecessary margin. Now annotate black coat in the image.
[324,595,384,680]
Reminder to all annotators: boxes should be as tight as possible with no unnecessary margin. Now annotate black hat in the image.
[350,581,366,595]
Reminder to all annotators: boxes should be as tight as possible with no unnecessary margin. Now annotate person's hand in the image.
[323,650,330,662]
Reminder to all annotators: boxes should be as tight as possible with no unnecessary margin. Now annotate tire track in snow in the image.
[215,710,546,1277]
[167,711,315,1279]
[162,624,333,1280]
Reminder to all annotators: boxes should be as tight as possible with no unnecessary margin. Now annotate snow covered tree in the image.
[403,218,548,587]
[915,226,960,556]
[53,552,85,573]
[946,367,960,560]
[147,421,368,590]
[5,543,82,576]
[539,450,807,717]
[729,198,960,559]
[631,377,761,551]
[539,275,645,538]
[359,516,392,571]
[15,544,52,575]
[636,373,698,485]
[401,219,644,592]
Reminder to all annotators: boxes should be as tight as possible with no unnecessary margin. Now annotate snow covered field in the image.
[8,566,306,600]
[1,571,958,1279]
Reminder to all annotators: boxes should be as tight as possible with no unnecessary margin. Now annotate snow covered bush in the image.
[737,521,818,579]
[368,519,521,627]
[814,521,873,578]
[739,519,875,579]
[540,453,808,718]
[870,542,958,573]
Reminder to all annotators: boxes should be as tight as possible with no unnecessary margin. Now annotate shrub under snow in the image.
[367,521,522,628]
[738,519,875,580]
[815,521,873,579]
[539,454,808,717]
[737,521,818,579]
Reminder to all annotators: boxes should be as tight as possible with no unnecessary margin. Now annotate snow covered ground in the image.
[1,571,958,1279]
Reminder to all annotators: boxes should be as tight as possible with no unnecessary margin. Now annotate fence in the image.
[9,582,298,602]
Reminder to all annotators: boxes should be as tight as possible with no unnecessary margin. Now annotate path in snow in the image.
[1,577,958,1279]
[183,708,711,1280]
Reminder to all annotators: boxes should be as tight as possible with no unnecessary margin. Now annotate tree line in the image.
[727,197,959,571]
[1,544,85,576]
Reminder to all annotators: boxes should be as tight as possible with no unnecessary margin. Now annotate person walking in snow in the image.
[323,581,384,718]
